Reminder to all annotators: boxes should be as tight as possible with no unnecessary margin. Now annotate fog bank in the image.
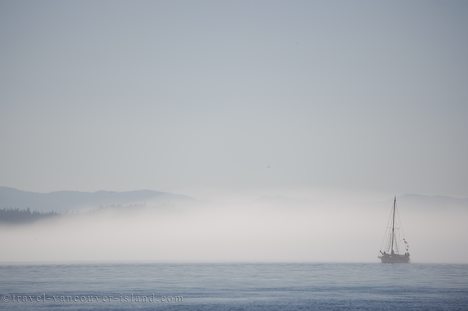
[1,190,467,263]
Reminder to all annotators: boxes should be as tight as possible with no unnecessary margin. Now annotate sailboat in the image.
[378,196,410,263]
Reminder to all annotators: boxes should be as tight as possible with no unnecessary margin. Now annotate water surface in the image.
[1,263,467,310]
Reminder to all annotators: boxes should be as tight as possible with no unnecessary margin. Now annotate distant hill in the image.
[0,208,58,224]
[399,193,468,210]
[0,186,191,213]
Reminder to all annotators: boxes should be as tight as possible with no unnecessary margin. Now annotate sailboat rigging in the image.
[378,196,410,263]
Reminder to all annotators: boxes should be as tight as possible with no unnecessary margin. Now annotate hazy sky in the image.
[1,0,467,196]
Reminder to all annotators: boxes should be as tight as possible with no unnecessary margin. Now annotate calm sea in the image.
[1,263,467,310]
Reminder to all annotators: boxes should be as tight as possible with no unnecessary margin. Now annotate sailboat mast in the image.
[391,196,396,254]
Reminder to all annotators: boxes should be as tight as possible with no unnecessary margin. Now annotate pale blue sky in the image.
[1,0,467,196]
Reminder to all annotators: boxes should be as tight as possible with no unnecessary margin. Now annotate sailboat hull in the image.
[379,253,410,263]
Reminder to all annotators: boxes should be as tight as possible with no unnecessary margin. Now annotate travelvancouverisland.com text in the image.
[1,293,183,304]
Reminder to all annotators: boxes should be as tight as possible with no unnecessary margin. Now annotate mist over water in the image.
[1,190,467,263]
